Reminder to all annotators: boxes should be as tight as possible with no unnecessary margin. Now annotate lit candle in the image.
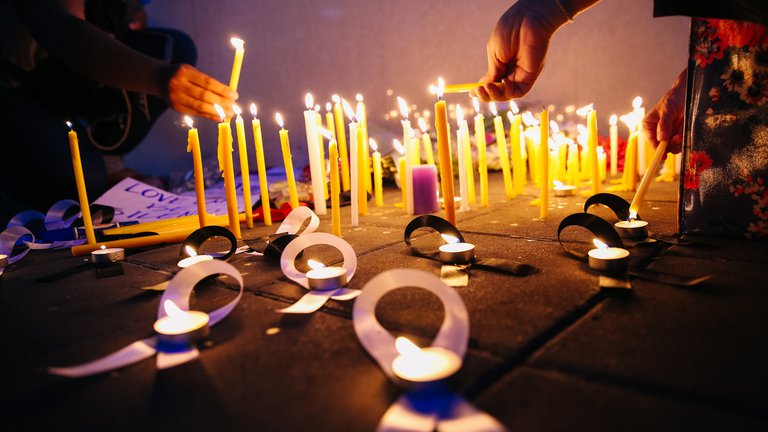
[229,37,245,91]
[553,180,576,197]
[411,131,421,166]
[412,165,440,215]
[356,108,368,216]
[629,140,668,216]
[391,336,462,383]
[625,132,638,191]
[461,109,476,205]
[539,107,549,219]
[233,105,254,228]
[578,104,600,194]
[433,78,456,226]
[393,139,407,209]
[491,102,514,199]
[0,254,7,268]
[215,104,241,239]
[508,102,525,195]
[552,122,567,183]
[609,114,618,176]
[153,299,210,345]
[275,113,300,209]
[588,239,630,273]
[398,97,414,215]
[357,94,372,196]
[303,94,326,215]
[305,259,347,291]
[598,147,607,183]
[177,245,214,268]
[522,112,539,186]
[438,234,476,264]
[90,244,125,265]
[632,97,646,177]
[472,98,488,207]
[66,122,96,244]
[250,104,271,226]
[343,99,360,226]
[184,116,208,227]
[615,211,649,239]
[332,95,351,192]
[323,129,342,237]
[455,105,470,212]
[567,142,579,186]
[315,104,329,201]
[418,117,435,166]
[370,139,383,207]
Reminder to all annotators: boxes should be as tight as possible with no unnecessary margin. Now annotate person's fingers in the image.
[485,82,509,101]
[668,133,683,154]
[169,96,217,122]
[183,65,238,100]
[474,86,492,103]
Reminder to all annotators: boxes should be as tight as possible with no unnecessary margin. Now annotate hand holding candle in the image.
[229,37,245,92]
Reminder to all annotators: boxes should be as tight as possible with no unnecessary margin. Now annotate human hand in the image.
[473,0,569,102]
[643,68,687,154]
[164,64,238,122]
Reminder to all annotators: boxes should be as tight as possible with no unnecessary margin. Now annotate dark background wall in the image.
[126,0,690,178]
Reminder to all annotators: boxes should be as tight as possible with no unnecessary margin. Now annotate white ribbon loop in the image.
[0,225,35,265]
[275,206,320,235]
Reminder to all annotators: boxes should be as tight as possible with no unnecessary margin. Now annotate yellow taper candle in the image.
[66,122,96,244]
[472,98,489,207]
[418,117,435,166]
[215,104,241,238]
[370,139,383,207]
[332,95,350,191]
[250,104,271,226]
[539,108,549,219]
[233,105,254,228]
[507,102,524,195]
[629,140,668,216]
[434,78,456,226]
[609,114,618,176]
[276,113,299,209]
[491,103,514,199]
[229,37,245,92]
[184,116,208,227]
[587,106,600,194]
[324,130,342,237]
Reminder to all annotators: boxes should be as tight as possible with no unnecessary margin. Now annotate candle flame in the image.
[441,234,460,244]
[163,299,188,320]
[305,93,314,110]
[314,104,321,112]
[66,121,73,131]
[418,117,428,133]
[397,97,409,119]
[233,104,242,116]
[509,101,520,114]
[184,116,194,129]
[610,114,617,126]
[392,139,404,155]
[214,104,226,122]
[230,37,244,50]
[628,210,638,221]
[577,124,588,136]
[576,103,594,117]
[549,120,560,134]
[489,102,498,116]
[437,77,445,100]
[455,104,464,124]
[307,259,325,270]
[356,93,364,102]
[620,112,639,131]
[553,180,564,188]
[250,103,258,118]
[472,97,480,113]
[521,111,539,127]
[275,112,285,128]
[342,98,356,121]
[100,244,106,250]
[395,336,422,356]
[369,138,378,152]
[185,245,198,257]
[332,94,341,103]
[632,96,643,109]
[592,239,609,250]
[318,127,332,140]
[325,102,332,112]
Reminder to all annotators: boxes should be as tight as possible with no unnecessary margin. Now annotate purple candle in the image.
[412,165,440,215]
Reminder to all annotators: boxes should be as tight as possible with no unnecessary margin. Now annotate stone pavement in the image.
[1,171,766,431]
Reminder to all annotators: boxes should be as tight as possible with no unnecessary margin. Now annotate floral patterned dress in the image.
[681,18,768,239]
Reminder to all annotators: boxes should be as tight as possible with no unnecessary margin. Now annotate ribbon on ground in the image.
[179,225,238,261]
[557,213,624,261]
[243,206,320,263]
[584,193,638,221]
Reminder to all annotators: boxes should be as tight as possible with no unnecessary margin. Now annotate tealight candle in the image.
[391,336,462,383]
[614,215,649,240]
[553,180,576,197]
[153,299,210,345]
[305,260,348,291]
[587,239,630,273]
[438,235,476,264]
[0,253,8,268]
[90,245,125,266]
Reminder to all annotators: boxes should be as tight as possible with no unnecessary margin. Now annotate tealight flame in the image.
[307,259,325,270]
[233,104,242,116]
[100,245,106,251]
[441,234,460,244]
[325,102,332,112]
[455,104,464,123]
[318,127,333,140]
[185,245,197,257]
[632,96,643,109]
[397,97,409,119]
[418,117,428,133]
[521,111,539,127]
[553,180,564,188]
[395,336,422,356]
[489,102,498,116]
[437,77,445,100]
[342,98,356,121]
[230,37,244,50]
[214,104,226,122]
[305,93,314,110]
[250,103,258,118]
[356,93,364,102]
[369,138,378,152]
[628,210,638,221]
[275,112,285,128]
[509,101,520,114]
[392,139,404,155]
[549,120,560,134]
[592,239,609,250]
[163,299,192,322]
[66,121,73,131]
[184,116,194,129]
[332,94,341,103]
[576,103,594,117]
[610,114,617,126]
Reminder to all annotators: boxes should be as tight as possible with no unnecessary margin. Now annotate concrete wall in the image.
[126,0,691,177]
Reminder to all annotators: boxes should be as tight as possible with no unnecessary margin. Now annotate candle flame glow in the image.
[307,259,325,270]
[163,299,188,320]
[549,120,560,134]
[620,112,639,131]
[521,111,539,127]
[230,37,244,50]
[392,139,404,155]
[325,102,332,112]
[332,94,341,103]
[418,117,428,133]
[184,116,194,129]
[632,96,643,109]
[629,210,638,221]
[441,234,460,244]
[275,112,285,128]
[342,98,356,121]
[356,93,364,102]
[66,121,73,130]
[610,114,617,126]
[233,104,242,116]
[437,77,445,100]
[369,138,378,152]
[455,104,464,124]
[577,124,588,136]
[305,93,314,110]
[489,102,498,116]
[576,103,594,117]
[593,239,609,250]
[509,101,520,114]
[314,104,321,112]
[395,336,422,356]
[100,245,106,250]
[250,103,258,118]
[214,104,226,122]
[185,245,197,257]
[398,97,410,119]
